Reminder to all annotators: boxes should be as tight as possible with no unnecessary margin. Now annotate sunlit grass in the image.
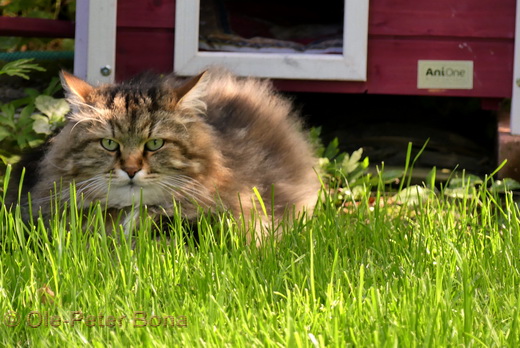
[1,167,520,347]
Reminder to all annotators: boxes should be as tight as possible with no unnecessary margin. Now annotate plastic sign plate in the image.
[417,60,474,90]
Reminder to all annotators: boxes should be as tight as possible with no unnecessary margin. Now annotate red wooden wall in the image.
[0,17,74,38]
[115,0,516,98]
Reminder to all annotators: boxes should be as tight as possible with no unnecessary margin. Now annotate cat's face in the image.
[52,72,217,209]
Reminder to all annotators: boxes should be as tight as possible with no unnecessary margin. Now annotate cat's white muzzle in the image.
[105,169,166,208]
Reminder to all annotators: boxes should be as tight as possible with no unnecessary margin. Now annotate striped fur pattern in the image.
[19,68,320,242]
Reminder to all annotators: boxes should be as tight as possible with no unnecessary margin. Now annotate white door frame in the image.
[511,0,520,135]
[74,0,117,84]
[174,0,369,81]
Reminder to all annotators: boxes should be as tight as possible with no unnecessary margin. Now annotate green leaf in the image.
[35,95,70,119]
[444,187,475,199]
[381,169,403,184]
[31,114,53,135]
[342,148,364,174]
[0,59,45,79]
[19,104,35,120]
[0,127,11,142]
[23,88,41,100]
[348,185,367,200]
[27,138,45,148]
[0,116,15,129]
[42,77,63,96]
[309,127,325,157]
[448,174,483,188]
[0,37,22,51]
[0,103,16,129]
[490,178,520,193]
[394,185,434,205]
[0,152,21,165]
[323,138,340,160]
[318,157,330,169]
[26,9,54,19]
[426,167,437,189]
[360,155,369,170]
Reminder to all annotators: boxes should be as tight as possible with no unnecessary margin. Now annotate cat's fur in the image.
[10,68,320,243]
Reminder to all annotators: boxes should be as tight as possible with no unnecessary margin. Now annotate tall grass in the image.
[0,166,520,347]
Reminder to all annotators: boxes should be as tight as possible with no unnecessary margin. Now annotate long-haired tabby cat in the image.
[10,68,320,243]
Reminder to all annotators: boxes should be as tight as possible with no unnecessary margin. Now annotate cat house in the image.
[111,0,519,125]
[2,0,517,127]
[112,1,516,95]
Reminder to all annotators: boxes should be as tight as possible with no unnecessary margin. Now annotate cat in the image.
[9,68,320,243]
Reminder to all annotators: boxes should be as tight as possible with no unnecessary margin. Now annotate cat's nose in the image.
[124,166,140,179]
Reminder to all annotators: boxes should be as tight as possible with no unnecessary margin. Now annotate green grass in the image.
[1,171,520,347]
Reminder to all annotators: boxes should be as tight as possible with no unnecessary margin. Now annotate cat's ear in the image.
[173,71,208,114]
[60,71,94,103]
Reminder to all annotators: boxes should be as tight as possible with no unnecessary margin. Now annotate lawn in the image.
[1,167,520,347]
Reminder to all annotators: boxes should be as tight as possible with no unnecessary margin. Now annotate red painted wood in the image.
[116,34,514,98]
[117,0,175,29]
[116,29,174,81]
[273,38,514,98]
[369,0,516,38]
[115,0,515,37]
[0,17,74,38]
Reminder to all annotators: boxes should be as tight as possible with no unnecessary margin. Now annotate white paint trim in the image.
[74,0,117,84]
[174,0,369,81]
[511,0,520,135]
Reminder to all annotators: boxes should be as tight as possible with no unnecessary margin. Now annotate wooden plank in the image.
[116,30,514,98]
[0,17,74,38]
[115,0,515,39]
[274,38,514,97]
[369,0,516,38]
[117,0,175,29]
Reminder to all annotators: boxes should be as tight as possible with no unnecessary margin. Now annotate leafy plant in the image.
[31,95,68,135]
[0,58,45,79]
[391,158,520,206]
[0,60,66,170]
[311,127,401,201]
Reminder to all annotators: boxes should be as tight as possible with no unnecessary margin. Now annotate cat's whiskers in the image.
[45,160,68,171]
[155,181,189,199]
[77,178,107,202]
[172,175,212,197]
[154,181,210,210]
[23,178,97,209]
[160,175,215,206]
[69,100,108,116]
[27,186,72,209]
[70,116,106,132]
[154,182,184,201]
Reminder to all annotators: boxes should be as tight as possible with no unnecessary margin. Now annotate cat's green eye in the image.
[100,138,119,151]
[145,139,164,151]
